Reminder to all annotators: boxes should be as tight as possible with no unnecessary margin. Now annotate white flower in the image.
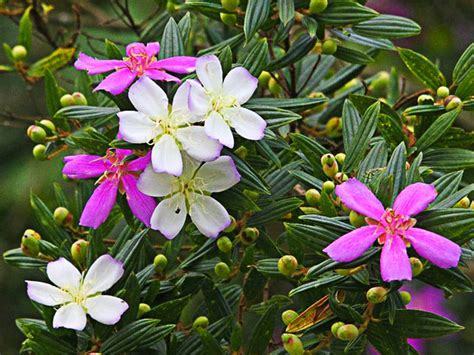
[118,76,223,176]
[26,255,128,331]
[188,55,267,149]
[138,154,240,239]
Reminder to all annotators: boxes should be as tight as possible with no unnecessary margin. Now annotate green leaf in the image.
[432,183,474,210]
[357,141,388,183]
[285,223,339,253]
[101,319,161,353]
[198,33,245,56]
[226,152,271,194]
[453,43,474,84]
[331,29,395,51]
[302,16,318,37]
[178,12,192,49]
[115,229,149,275]
[289,274,348,296]
[244,0,271,41]
[149,295,191,323]
[3,248,48,269]
[289,170,323,189]
[18,6,33,51]
[218,46,233,74]
[366,322,408,355]
[314,0,378,25]
[342,99,362,151]
[241,39,269,77]
[159,18,184,58]
[55,105,119,121]
[27,48,76,78]
[383,142,406,197]
[392,310,464,338]
[406,152,423,185]
[197,327,226,355]
[334,45,374,64]
[404,104,445,116]
[267,34,317,71]
[248,197,303,226]
[247,97,327,113]
[243,106,301,128]
[398,47,446,90]
[415,108,461,151]
[417,208,474,243]
[44,70,63,117]
[352,15,421,39]
[423,148,474,171]
[105,39,123,59]
[245,303,279,355]
[418,265,472,293]
[455,69,474,100]
[431,171,463,206]
[278,0,295,25]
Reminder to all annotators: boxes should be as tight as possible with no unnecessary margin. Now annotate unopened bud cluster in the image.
[278,255,298,276]
[331,322,359,341]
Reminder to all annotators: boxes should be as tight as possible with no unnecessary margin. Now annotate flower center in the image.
[97,150,129,184]
[373,208,416,245]
[125,51,155,76]
[210,94,238,113]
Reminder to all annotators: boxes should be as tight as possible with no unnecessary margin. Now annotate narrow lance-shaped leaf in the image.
[244,0,271,41]
[416,108,461,151]
[352,15,421,39]
[398,47,446,90]
[278,0,295,25]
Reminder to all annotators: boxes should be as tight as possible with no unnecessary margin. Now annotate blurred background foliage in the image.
[0,0,472,353]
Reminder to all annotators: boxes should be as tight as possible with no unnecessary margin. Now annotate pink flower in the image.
[63,149,156,229]
[323,179,461,282]
[74,42,197,95]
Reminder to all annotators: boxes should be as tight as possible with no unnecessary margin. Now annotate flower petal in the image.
[189,193,231,238]
[188,80,212,116]
[196,55,222,92]
[223,107,266,141]
[181,153,202,180]
[176,126,222,162]
[84,295,129,325]
[26,281,73,306]
[118,111,156,144]
[406,227,461,269]
[393,183,437,217]
[153,56,197,74]
[74,53,125,75]
[83,254,125,295]
[172,82,200,124]
[121,174,156,227]
[195,156,241,192]
[127,151,151,171]
[79,178,119,229]
[94,68,137,95]
[380,234,412,282]
[205,111,234,148]
[53,303,87,331]
[323,225,383,263]
[150,193,187,239]
[63,155,107,179]
[47,257,81,293]
[335,178,385,220]
[126,42,147,56]
[152,134,183,176]
[137,164,179,197]
[145,42,160,57]
[144,69,181,82]
[223,67,258,104]
[128,76,169,117]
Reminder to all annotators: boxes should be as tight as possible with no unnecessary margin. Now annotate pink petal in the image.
[74,53,125,75]
[126,42,147,56]
[380,234,412,282]
[152,56,197,74]
[145,42,161,57]
[79,179,119,229]
[335,178,385,220]
[63,155,108,179]
[393,183,437,217]
[94,68,137,95]
[323,225,383,263]
[127,151,151,171]
[121,174,156,227]
[144,69,181,82]
[405,227,461,269]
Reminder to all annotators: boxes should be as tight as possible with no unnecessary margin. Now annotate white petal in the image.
[223,67,258,104]
[128,76,169,117]
[150,193,187,239]
[188,80,212,116]
[181,152,202,180]
[195,156,241,192]
[189,193,231,238]
[224,107,266,141]
[171,81,199,123]
[137,164,179,197]
[83,255,124,296]
[196,55,222,93]
[152,134,183,176]
[118,111,156,144]
[47,257,82,294]
[205,111,234,148]
[26,281,73,306]
[176,126,222,162]
[85,295,129,325]
[53,303,87,331]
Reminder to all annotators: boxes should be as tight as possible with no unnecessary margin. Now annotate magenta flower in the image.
[323,179,461,282]
[63,149,156,229]
[74,42,197,95]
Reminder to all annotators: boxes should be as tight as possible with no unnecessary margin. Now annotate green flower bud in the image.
[217,236,233,253]
[21,229,41,257]
[323,162,339,178]
[321,39,337,55]
[417,94,434,105]
[214,262,231,279]
[258,71,271,88]
[268,77,282,95]
[39,119,56,132]
[300,206,320,215]
[221,0,240,12]
[72,92,88,106]
[334,172,348,184]
[444,95,462,111]
[326,117,342,137]
[349,210,366,228]
[368,71,390,94]
[322,181,335,194]
[337,324,359,341]
[193,315,209,329]
[137,303,151,318]
[234,145,248,159]
[399,291,411,305]
[241,227,259,244]
[278,255,298,277]
[366,286,388,304]
[223,216,237,233]
[220,12,237,26]
[470,201,474,210]
[281,333,304,355]
[71,239,89,266]
[12,45,27,60]
[60,94,75,107]
[282,309,299,325]
[308,0,328,14]
[437,86,450,98]
[335,153,346,165]
[321,153,335,166]
[305,189,321,207]
[331,322,345,337]
[54,207,73,226]
[454,196,470,208]
[32,144,47,160]
[28,126,47,143]
[410,257,424,277]
[154,254,168,272]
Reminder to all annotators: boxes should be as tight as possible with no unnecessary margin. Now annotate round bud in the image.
[369,71,390,94]
[28,126,47,143]
[323,161,339,178]
[221,0,240,12]
[214,262,231,279]
[444,95,462,111]
[437,86,450,98]
[258,71,271,88]
[268,77,282,95]
[308,0,328,14]
[223,216,237,233]
[335,153,346,165]
[39,119,56,132]
[137,303,151,318]
[154,254,168,272]
[32,144,47,160]
[217,236,233,253]
[334,172,348,184]
[72,92,88,106]
[71,239,89,266]
[322,181,335,194]
[60,94,75,107]
[326,117,342,137]
[321,39,337,55]
[193,316,210,329]
[21,229,41,257]
[278,255,298,277]
[399,291,411,305]
[54,207,73,226]
[417,94,434,105]
[281,333,304,355]
[12,45,27,60]
[220,12,237,26]
[241,227,259,244]
[321,153,335,166]
[331,322,345,337]
[366,287,388,304]
[454,196,470,208]
[305,189,321,207]
[349,210,365,228]
[282,310,299,325]
[470,201,474,210]
[410,257,424,277]
[337,324,359,341]
[234,145,248,160]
